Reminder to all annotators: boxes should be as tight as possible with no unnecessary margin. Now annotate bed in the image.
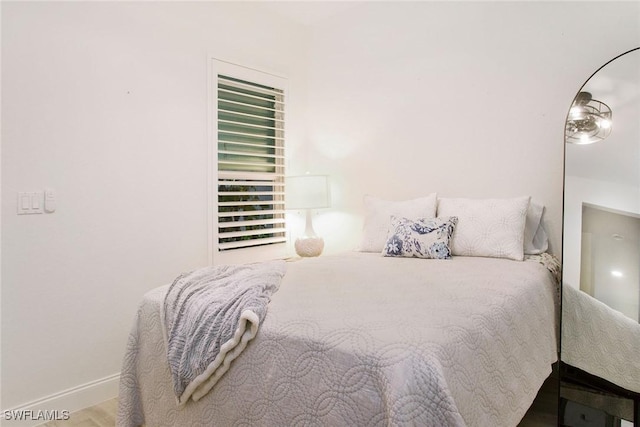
[561,284,640,423]
[562,284,640,395]
[117,253,558,427]
[117,194,559,426]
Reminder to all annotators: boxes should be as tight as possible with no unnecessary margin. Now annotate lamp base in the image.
[295,236,324,257]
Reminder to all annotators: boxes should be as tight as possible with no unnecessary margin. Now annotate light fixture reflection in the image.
[566,92,613,145]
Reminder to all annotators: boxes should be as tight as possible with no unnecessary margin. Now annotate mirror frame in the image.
[560,46,640,427]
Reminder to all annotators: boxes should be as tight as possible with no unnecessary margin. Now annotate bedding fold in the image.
[162,260,286,406]
[562,284,640,394]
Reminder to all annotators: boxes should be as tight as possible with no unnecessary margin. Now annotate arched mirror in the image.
[561,47,640,427]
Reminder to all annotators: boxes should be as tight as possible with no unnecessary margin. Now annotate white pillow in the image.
[360,194,437,252]
[437,196,531,261]
[524,202,549,255]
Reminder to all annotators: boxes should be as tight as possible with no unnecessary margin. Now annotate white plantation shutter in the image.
[215,67,286,253]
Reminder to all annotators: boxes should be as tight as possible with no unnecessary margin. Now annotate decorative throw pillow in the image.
[382,216,458,259]
[360,194,438,252]
[437,196,530,261]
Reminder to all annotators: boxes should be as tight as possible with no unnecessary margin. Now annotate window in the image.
[211,60,287,262]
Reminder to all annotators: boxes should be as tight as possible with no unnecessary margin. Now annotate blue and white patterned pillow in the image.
[382,216,458,259]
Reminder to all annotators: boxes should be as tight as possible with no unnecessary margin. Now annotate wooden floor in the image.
[37,398,117,427]
[37,377,558,427]
[518,375,560,427]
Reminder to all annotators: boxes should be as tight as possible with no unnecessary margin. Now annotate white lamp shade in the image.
[286,175,330,209]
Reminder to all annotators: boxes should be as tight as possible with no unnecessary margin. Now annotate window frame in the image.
[208,58,289,265]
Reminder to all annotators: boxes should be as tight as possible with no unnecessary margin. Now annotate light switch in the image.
[20,193,30,211]
[31,191,43,213]
[44,189,56,213]
[32,194,41,210]
[17,192,44,215]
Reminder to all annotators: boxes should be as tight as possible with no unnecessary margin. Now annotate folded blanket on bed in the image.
[162,260,286,406]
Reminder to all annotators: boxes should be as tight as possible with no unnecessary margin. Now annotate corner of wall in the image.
[1,374,120,427]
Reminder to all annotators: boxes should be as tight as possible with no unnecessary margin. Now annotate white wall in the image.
[301,1,640,257]
[563,175,640,289]
[1,1,308,415]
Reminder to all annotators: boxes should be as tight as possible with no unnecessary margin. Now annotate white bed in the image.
[117,252,558,427]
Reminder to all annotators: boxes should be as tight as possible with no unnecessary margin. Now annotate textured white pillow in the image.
[437,196,531,261]
[524,202,549,255]
[360,194,437,252]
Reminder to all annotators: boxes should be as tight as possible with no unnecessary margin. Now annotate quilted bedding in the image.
[117,253,558,427]
[562,284,640,394]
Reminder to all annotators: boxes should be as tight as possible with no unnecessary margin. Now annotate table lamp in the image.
[286,175,330,257]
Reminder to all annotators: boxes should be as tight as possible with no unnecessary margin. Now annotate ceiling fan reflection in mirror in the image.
[565,91,613,145]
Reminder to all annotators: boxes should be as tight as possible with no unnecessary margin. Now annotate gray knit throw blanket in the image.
[162,260,286,406]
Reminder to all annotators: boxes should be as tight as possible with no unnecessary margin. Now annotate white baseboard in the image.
[1,373,120,427]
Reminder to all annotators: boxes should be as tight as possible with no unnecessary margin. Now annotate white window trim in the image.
[208,58,289,265]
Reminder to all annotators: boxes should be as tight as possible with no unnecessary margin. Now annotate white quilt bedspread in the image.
[118,253,558,427]
[562,284,640,393]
